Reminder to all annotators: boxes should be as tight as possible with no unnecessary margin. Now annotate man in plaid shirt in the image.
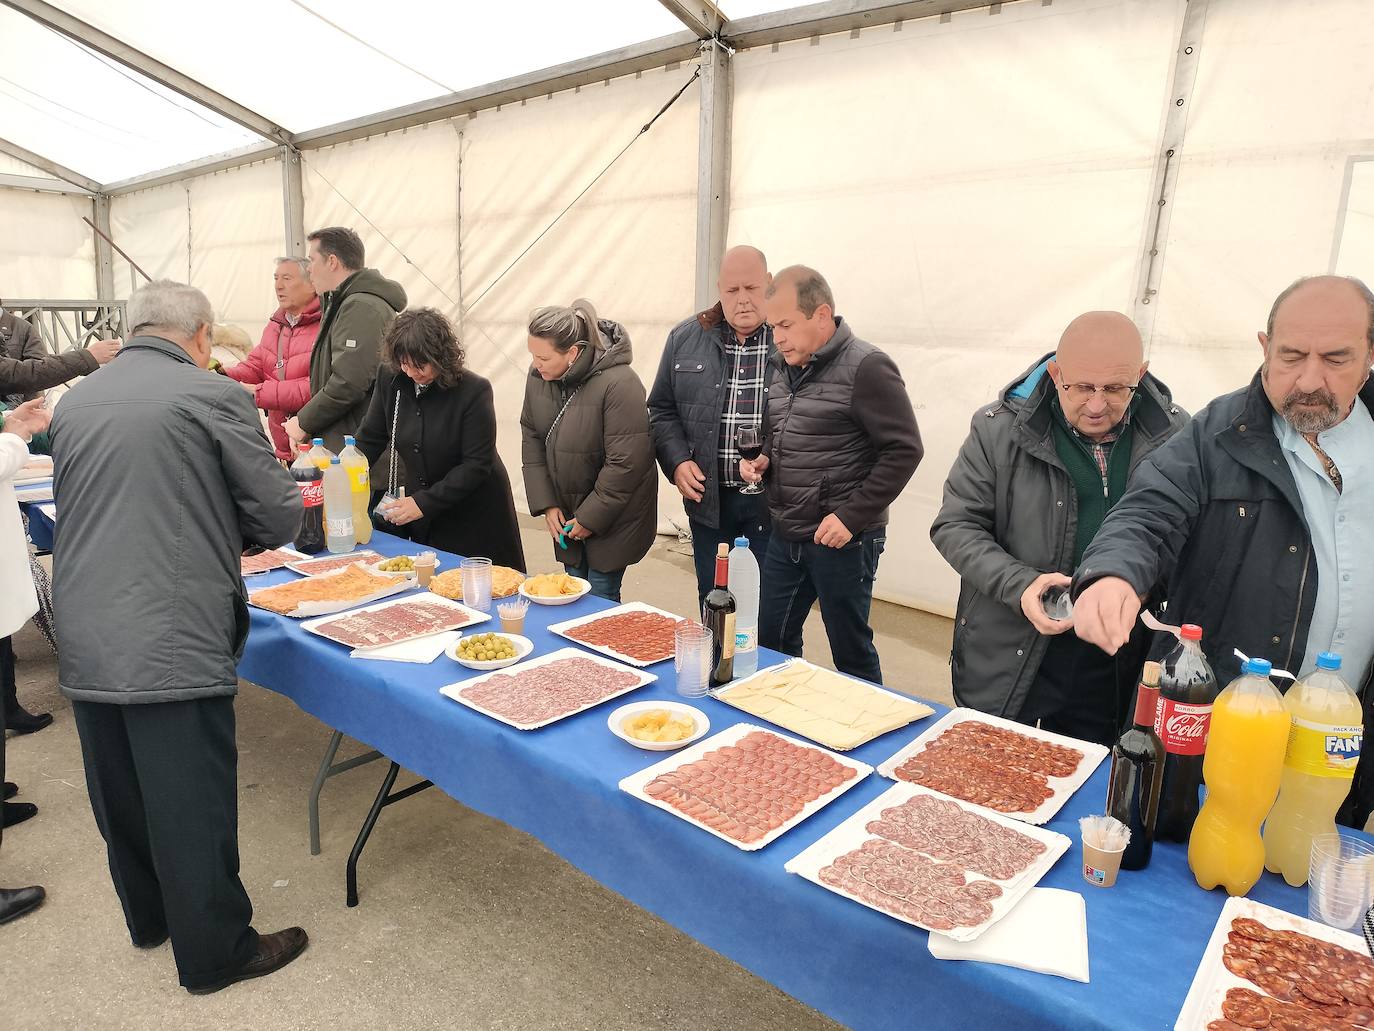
[649,247,775,601]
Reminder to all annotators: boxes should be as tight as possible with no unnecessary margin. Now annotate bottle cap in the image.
[1316,652,1342,671]
[344,435,355,446]
[1180,624,1203,641]
[717,542,729,557]
[297,442,310,452]
[312,437,324,446]
[330,456,341,464]
[1243,657,1273,677]
[734,536,749,549]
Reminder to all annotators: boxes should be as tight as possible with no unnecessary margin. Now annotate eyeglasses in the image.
[1058,382,1137,403]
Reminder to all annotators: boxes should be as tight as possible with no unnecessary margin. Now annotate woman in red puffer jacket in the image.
[226,257,321,461]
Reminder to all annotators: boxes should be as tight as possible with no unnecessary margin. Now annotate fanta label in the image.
[1284,717,1361,779]
[1153,697,1212,756]
[346,466,369,492]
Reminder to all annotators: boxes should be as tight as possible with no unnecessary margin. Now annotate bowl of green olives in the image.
[446,631,533,670]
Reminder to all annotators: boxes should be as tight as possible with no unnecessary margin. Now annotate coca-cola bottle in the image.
[290,443,326,554]
[1152,623,1219,842]
[1106,661,1165,870]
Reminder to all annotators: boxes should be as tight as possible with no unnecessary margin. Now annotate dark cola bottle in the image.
[1152,624,1219,842]
[290,443,326,554]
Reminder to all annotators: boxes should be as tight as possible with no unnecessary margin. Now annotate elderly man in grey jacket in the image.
[51,281,308,994]
[930,312,1186,745]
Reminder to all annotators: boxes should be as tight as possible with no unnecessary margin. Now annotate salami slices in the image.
[562,610,682,664]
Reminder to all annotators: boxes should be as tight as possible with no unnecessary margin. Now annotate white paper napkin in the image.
[350,631,459,664]
[926,887,1089,983]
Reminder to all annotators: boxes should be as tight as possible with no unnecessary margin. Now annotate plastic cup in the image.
[674,622,712,699]
[1082,840,1126,888]
[498,598,528,635]
[1308,832,1374,932]
[460,557,492,612]
[414,551,437,588]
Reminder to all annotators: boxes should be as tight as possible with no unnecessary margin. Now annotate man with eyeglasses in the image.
[1074,275,1374,824]
[932,311,1186,745]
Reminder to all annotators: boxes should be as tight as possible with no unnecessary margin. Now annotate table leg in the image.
[308,729,383,856]
[345,761,433,908]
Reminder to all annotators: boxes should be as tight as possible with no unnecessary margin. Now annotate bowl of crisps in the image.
[446,632,533,671]
[519,572,591,606]
[607,700,708,751]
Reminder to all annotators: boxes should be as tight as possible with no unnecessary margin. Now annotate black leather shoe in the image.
[185,927,309,995]
[2,801,36,828]
[6,707,53,734]
[3,782,16,799]
[133,929,169,949]
[0,886,45,924]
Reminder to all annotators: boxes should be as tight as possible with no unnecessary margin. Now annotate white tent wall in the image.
[301,66,699,532]
[1150,0,1374,415]
[109,158,284,340]
[727,0,1182,614]
[0,189,96,299]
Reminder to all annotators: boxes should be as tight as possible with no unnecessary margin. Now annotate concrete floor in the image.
[0,523,954,1031]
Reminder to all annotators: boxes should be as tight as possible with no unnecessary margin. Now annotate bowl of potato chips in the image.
[519,572,591,606]
[607,701,708,751]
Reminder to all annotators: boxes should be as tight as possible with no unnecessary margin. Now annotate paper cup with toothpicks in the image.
[1081,815,1130,888]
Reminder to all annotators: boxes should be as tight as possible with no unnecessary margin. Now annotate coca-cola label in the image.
[1153,696,1212,756]
[299,482,324,508]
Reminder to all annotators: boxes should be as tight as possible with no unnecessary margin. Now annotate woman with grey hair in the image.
[520,299,656,601]
[354,308,524,569]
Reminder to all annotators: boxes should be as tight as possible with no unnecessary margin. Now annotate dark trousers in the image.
[1,637,8,852]
[1019,632,1128,747]
[758,529,886,684]
[688,488,771,605]
[72,696,258,989]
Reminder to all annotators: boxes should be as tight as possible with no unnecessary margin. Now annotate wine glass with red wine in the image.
[737,425,764,495]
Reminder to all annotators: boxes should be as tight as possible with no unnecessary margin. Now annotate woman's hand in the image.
[544,506,567,541]
[565,517,592,541]
[382,496,423,526]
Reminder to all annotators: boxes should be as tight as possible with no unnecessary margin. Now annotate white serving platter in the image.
[876,707,1109,825]
[240,545,307,577]
[439,647,655,731]
[246,564,413,618]
[302,592,489,649]
[619,723,872,852]
[547,600,687,667]
[1174,895,1374,1030]
[284,549,383,577]
[785,780,1071,944]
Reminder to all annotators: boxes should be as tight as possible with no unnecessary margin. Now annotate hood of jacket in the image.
[329,268,407,315]
[554,318,633,388]
[269,296,322,328]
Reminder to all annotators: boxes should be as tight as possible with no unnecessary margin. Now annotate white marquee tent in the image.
[3,0,1373,617]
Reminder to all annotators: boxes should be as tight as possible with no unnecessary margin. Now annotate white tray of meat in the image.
[785,781,1070,943]
[302,593,489,649]
[285,550,383,577]
[440,648,655,731]
[14,455,52,486]
[240,546,305,577]
[1175,896,1374,1031]
[247,564,412,618]
[620,723,872,852]
[547,601,686,667]
[877,708,1108,825]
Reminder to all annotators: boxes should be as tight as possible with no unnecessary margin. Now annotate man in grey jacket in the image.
[930,312,1186,744]
[51,280,308,994]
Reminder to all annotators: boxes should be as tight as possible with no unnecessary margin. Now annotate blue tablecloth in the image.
[240,531,1314,1031]
[18,477,54,552]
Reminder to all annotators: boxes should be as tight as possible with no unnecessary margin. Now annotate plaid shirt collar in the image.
[717,321,771,486]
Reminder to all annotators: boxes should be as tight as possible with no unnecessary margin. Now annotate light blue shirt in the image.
[1274,400,1374,684]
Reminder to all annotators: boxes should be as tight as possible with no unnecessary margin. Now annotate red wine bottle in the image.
[703,542,736,687]
[1106,661,1166,871]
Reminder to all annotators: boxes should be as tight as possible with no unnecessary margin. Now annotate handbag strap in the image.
[387,388,400,496]
[544,385,581,451]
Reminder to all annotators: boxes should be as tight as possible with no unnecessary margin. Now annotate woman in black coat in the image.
[355,308,525,570]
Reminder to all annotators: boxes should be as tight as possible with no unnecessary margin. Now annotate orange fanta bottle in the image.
[1188,657,1291,896]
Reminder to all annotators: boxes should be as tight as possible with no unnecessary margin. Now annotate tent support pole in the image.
[694,42,732,312]
[92,193,114,301]
[282,147,306,257]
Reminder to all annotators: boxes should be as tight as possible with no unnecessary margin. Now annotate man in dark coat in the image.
[649,246,774,602]
[1074,275,1374,824]
[0,302,121,404]
[740,266,922,685]
[52,280,309,993]
[931,312,1187,744]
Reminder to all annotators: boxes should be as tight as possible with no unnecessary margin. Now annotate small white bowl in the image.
[519,576,592,606]
[370,555,442,579]
[446,633,534,671]
[607,700,709,751]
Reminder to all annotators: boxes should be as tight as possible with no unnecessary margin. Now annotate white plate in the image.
[247,564,413,618]
[440,647,655,730]
[302,592,489,647]
[619,723,872,852]
[547,600,686,667]
[712,658,935,751]
[518,576,592,606]
[876,707,1109,825]
[1175,896,1373,1030]
[240,545,307,577]
[368,555,442,579]
[607,700,709,751]
[284,550,383,577]
[445,633,534,670]
[785,780,1071,944]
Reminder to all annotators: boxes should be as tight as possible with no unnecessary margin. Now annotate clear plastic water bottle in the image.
[339,435,373,545]
[728,536,760,678]
[322,457,356,554]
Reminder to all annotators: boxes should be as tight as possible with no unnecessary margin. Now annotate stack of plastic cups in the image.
[674,622,712,699]
[460,557,493,612]
[1308,832,1374,933]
